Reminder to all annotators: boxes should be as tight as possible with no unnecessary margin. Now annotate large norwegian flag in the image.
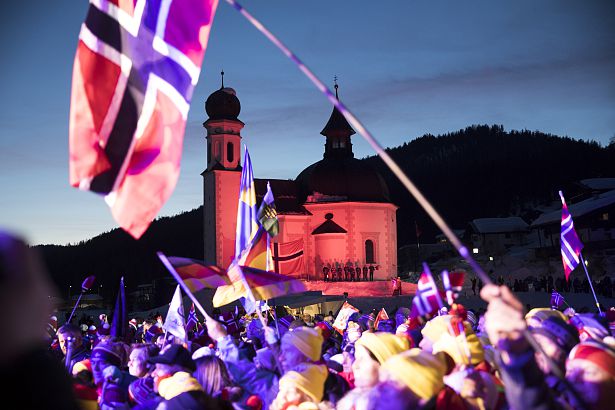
[411,263,444,318]
[559,191,584,281]
[69,0,219,238]
[273,239,304,277]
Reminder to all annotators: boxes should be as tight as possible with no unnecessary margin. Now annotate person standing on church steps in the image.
[322,266,329,282]
[369,265,375,281]
[349,265,355,282]
[362,265,368,281]
[355,266,361,282]
[337,266,342,282]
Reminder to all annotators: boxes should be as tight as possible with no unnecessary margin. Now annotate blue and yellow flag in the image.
[235,146,259,258]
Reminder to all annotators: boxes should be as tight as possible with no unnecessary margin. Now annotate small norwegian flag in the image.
[441,270,465,305]
[411,263,444,318]
[551,290,565,310]
[186,303,198,332]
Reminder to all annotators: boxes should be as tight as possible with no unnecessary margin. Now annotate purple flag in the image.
[110,277,127,339]
[559,191,584,281]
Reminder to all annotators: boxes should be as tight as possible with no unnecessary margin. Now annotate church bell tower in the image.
[202,72,243,267]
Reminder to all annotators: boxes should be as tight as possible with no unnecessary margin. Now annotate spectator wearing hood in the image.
[149,344,230,409]
[270,364,329,410]
[337,332,409,410]
[91,341,135,407]
[380,349,453,407]
[528,315,579,393]
[482,284,615,410]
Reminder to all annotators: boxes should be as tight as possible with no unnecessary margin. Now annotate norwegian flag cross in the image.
[69,0,218,238]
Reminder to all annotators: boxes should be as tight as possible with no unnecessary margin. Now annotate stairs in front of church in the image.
[302,280,417,298]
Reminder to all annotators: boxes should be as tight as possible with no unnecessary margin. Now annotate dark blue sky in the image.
[1,0,614,245]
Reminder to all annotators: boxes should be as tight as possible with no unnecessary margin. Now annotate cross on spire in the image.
[333,75,339,99]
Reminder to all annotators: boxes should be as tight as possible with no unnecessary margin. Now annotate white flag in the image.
[332,301,359,335]
[163,286,186,343]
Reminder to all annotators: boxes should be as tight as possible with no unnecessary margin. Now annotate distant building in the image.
[202,82,397,280]
[467,217,529,255]
[531,188,615,250]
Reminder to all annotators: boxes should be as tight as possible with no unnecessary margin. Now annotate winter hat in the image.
[355,332,410,364]
[157,371,203,400]
[282,326,324,362]
[525,308,566,327]
[381,349,447,400]
[149,344,195,372]
[568,340,615,378]
[246,395,263,410]
[315,321,333,340]
[191,345,216,361]
[128,376,156,405]
[530,316,579,352]
[279,364,328,403]
[570,314,609,341]
[91,342,123,367]
[425,316,484,365]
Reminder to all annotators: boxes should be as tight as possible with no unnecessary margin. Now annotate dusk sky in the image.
[1,0,614,246]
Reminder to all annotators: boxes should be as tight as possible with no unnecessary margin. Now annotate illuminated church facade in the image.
[202,83,398,281]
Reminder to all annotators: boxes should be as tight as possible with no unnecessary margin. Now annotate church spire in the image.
[320,78,355,159]
[220,69,225,88]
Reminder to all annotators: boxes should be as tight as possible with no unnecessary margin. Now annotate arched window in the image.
[365,240,375,263]
[227,142,234,163]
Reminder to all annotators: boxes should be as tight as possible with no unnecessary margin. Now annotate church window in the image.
[365,240,375,263]
[227,142,234,163]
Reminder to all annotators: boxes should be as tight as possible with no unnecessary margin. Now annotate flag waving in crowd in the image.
[559,191,584,281]
[441,270,465,305]
[163,285,186,343]
[185,303,199,332]
[551,290,565,310]
[235,146,259,258]
[411,263,444,319]
[167,256,230,291]
[68,0,219,238]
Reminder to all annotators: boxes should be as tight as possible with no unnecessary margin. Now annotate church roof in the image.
[311,213,348,235]
[254,179,311,215]
[295,157,390,203]
[320,106,355,138]
[205,87,241,121]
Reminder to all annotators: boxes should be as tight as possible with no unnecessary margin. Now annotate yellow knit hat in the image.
[381,349,447,400]
[279,364,328,403]
[157,371,203,400]
[282,327,324,362]
[355,332,410,364]
[421,316,484,365]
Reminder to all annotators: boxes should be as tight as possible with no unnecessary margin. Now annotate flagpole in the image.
[157,252,213,321]
[579,254,602,314]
